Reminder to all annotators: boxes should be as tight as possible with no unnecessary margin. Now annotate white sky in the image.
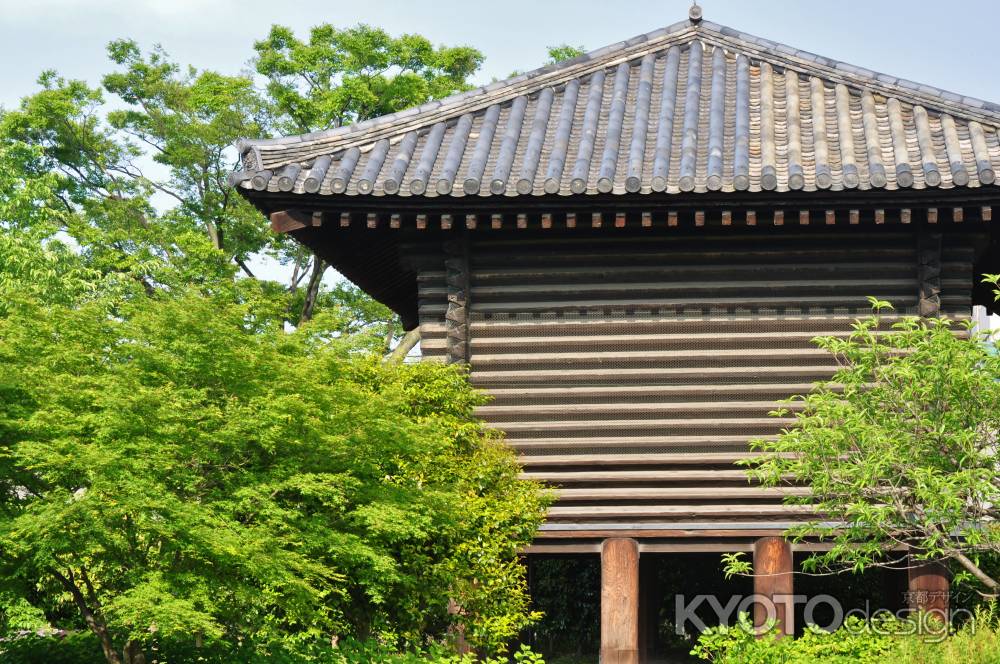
[1,0,999,324]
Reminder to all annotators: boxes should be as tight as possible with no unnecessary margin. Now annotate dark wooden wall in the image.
[403,225,980,553]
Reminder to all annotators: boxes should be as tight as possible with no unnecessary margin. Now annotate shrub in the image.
[691,608,1000,664]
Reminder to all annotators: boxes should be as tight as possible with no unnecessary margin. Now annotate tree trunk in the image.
[123,640,146,664]
[385,328,420,364]
[300,256,326,323]
[50,569,121,664]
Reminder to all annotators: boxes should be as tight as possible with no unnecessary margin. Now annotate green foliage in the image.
[692,609,1000,664]
[254,24,483,134]
[0,635,546,663]
[742,304,1000,593]
[544,45,586,64]
[0,286,549,659]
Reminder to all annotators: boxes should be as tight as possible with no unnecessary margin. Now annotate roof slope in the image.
[233,16,1000,199]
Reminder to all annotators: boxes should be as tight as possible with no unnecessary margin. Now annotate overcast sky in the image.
[2,0,999,324]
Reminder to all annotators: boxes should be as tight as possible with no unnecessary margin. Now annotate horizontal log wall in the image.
[452,228,977,550]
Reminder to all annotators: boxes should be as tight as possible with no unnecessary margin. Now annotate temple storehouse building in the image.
[232,8,1000,662]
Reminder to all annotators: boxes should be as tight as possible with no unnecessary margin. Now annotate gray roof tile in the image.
[234,19,1000,198]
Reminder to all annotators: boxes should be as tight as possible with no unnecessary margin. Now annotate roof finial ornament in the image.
[689,1,703,24]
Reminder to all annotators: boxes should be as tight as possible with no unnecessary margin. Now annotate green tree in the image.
[0,285,548,663]
[544,44,586,64]
[253,24,483,324]
[741,293,1000,597]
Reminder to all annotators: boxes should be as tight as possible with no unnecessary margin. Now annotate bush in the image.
[0,634,547,664]
[691,609,1000,664]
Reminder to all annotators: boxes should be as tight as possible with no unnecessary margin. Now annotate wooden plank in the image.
[507,435,774,450]
[520,452,771,467]
[499,418,796,433]
[482,401,797,417]
[522,470,760,482]
[556,487,808,501]
[547,504,814,518]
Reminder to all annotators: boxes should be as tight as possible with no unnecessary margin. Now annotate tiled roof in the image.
[232,16,1000,198]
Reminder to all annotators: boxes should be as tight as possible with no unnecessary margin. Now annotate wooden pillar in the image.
[917,230,942,317]
[443,232,471,365]
[601,538,639,664]
[753,537,794,637]
[908,556,950,620]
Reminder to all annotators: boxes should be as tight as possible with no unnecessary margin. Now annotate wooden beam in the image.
[601,539,639,664]
[269,209,311,233]
[753,537,794,638]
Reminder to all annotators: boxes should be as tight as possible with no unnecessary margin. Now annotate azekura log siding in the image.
[406,225,981,553]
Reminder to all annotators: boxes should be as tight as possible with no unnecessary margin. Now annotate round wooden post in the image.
[753,537,794,638]
[908,555,950,621]
[601,538,639,664]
